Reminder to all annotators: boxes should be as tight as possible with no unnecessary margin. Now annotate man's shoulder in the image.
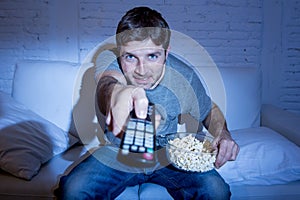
[166,53,195,75]
[96,49,120,70]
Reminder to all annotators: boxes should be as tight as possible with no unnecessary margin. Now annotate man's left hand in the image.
[212,131,239,168]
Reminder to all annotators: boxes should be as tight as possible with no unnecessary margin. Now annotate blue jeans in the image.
[55,146,230,200]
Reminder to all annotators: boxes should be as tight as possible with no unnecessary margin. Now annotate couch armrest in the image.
[261,104,300,146]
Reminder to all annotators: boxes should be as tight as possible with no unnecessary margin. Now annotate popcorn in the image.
[167,134,216,172]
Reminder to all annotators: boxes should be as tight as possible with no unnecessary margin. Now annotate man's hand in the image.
[106,85,149,136]
[212,130,239,168]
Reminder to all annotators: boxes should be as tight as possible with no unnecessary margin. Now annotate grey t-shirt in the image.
[96,52,212,137]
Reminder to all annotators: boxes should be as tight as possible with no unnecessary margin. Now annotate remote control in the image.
[117,103,157,167]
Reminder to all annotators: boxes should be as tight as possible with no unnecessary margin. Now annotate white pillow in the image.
[219,67,261,130]
[198,67,261,131]
[12,60,79,134]
[217,127,300,185]
[0,92,78,180]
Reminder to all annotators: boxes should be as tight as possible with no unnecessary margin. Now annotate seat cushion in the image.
[0,145,87,200]
[0,92,77,180]
[217,127,300,185]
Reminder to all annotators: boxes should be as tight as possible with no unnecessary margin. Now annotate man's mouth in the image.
[133,77,153,88]
[134,77,150,84]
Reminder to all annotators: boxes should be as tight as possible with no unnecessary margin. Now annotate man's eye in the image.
[124,55,136,61]
[148,54,158,60]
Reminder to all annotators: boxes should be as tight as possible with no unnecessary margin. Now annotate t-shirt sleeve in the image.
[94,49,121,81]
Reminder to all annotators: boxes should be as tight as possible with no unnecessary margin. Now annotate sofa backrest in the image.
[171,55,262,131]
[12,60,104,145]
[12,60,80,134]
[203,66,261,131]
[12,54,261,145]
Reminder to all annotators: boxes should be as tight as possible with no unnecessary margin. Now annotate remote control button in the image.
[136,122,145,131]
[126,129,135,136]
[134,138,143,146]
[145,141,153,148]
[127,121,136,129]
[124,137,134,144]
[145,124,153,132]
[121,149,129,155]
[147,148,154,153]
[138,147,146,152]
[145,133,153,139]
[131,145,138,151]
[135,131,144,138]
[143,152,153,160]
[144,138,152,144]
[122,144,130,150]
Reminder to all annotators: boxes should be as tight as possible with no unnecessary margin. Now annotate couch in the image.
[0,40,300,199]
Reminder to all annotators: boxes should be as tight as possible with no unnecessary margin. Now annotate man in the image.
[56,6,239,199]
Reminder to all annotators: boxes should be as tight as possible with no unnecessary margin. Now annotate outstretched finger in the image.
[131,87,148,119]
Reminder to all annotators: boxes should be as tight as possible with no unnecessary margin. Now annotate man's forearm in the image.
[203,102,231,138]
[96,76,119,115]
[203,102,239,168]
[95,73,148,135]
[95,69,127,115]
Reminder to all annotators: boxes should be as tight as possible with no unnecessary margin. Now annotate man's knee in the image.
[55,175,92,200]
[197,170,231,200]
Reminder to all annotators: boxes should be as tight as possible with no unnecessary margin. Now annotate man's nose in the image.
[135,60,146,75]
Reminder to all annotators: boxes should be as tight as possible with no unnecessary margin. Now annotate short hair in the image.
[116,7,171,50]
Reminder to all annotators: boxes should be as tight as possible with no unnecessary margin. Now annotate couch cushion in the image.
[217,127,300,185]
[0,145,87,199]
[0,92,78,180]
[12,60,80,134]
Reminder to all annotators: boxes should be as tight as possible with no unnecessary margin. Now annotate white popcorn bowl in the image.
[166,132,217,172]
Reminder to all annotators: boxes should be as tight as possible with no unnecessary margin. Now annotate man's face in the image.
[119,39,168,89]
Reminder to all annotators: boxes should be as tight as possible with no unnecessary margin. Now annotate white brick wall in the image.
[0,0,299,113]
[281,0,300,113]
[261,0,300,114]
[0,0,79,93]
[78,0,263,68]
